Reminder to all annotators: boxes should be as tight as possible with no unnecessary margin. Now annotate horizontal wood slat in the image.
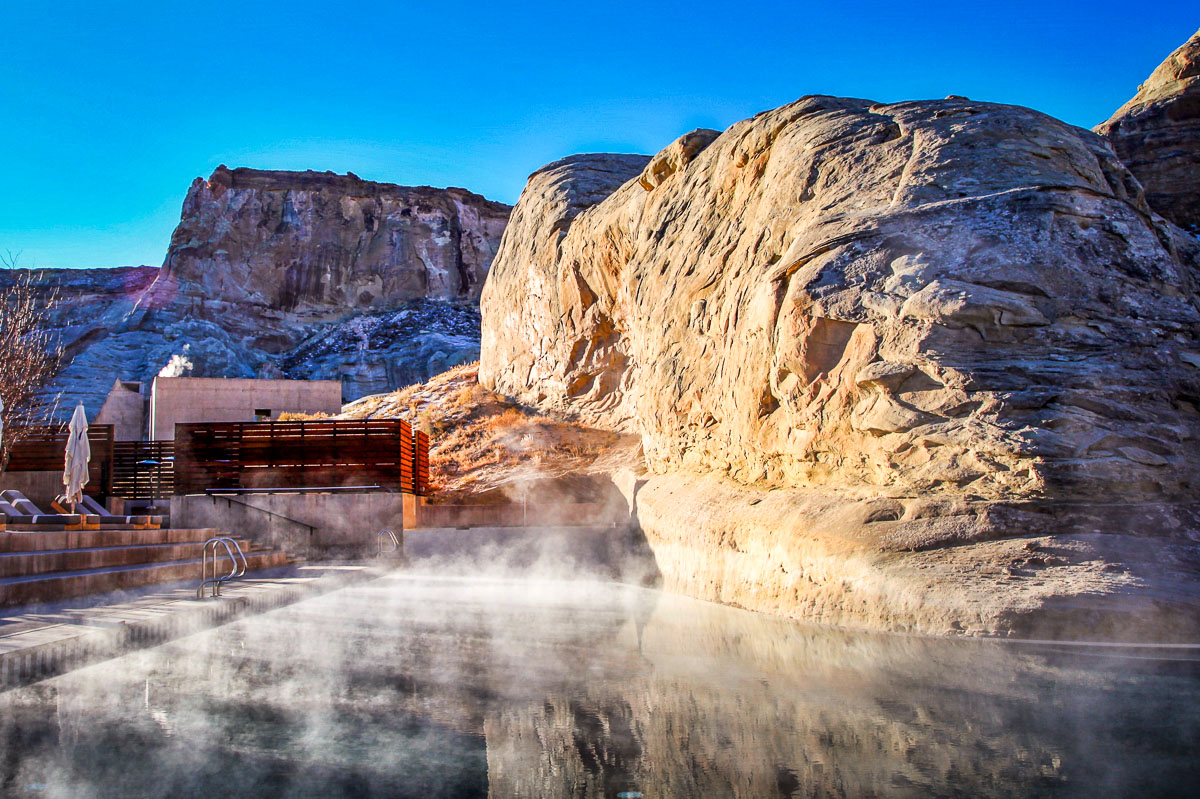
[3,425,114,497]
[414,431,430,496]
[172,419,429,495]
[112,441,175,500]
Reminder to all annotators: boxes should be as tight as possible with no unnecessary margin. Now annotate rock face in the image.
[480,153,651,428]
[1097,28,1200,232]
[36,167,510,415]
[9,266,159,415]
[160,166,508,307]
[480,96,1200,638]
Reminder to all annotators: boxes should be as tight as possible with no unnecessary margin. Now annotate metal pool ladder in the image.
[197,536,248,599]
[377,529,400,557]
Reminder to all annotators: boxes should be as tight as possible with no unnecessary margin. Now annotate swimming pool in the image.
[1,573,1198,797]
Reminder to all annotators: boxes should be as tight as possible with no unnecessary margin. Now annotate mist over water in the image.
[1,573,1198,798]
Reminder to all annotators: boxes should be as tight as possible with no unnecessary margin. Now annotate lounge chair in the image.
[51,494,162,529]
[0,492,85,529]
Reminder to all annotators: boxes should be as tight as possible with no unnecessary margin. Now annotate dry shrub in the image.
[339,362,639,500]
[485,407,527,432]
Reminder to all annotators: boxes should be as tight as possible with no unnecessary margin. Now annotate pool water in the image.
[1,574,1198,798]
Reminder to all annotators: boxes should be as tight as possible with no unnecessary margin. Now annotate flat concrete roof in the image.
[151,377,341,388]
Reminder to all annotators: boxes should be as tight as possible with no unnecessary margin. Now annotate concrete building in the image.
[95,380,148,441]
[147,377,343,440]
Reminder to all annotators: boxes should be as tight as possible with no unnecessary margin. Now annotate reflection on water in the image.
[1,574,1198,798]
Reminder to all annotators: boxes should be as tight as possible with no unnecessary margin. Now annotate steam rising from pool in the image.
[1,573,1198,797]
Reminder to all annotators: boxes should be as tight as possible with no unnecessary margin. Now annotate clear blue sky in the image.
[1,1,1195,269]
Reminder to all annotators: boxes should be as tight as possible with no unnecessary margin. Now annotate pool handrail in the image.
[378,529,399,557]
[197,536,249,599]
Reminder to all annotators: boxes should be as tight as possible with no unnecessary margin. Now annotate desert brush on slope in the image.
[341,363,639,502]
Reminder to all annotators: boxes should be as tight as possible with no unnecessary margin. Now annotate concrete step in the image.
[0,540,257,578]
[0,528,227,553]
[0,550,291,606]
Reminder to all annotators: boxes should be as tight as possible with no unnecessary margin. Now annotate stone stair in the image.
[0,527,294,606]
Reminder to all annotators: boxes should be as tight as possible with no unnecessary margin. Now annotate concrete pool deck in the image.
[0,561,393,692]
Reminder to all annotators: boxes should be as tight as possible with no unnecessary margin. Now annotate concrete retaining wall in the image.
[411,501,625,529]
[0,470,65,509]
[403,524,658,583]
[172,492,406,558]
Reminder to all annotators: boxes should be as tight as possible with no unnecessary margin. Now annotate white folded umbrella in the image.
[64,402,91,506]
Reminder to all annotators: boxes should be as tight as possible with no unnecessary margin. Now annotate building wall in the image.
[95,381,146,441]
[149,377,343,440]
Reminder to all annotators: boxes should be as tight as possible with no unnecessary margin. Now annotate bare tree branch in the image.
[0,258,63,470]
[1,249,24,270]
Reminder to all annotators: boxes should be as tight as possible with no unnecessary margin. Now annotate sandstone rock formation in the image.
[34,167,510,415]
[480,96,1200,638]
[1097,28,1200,232]
[158,166,508,307]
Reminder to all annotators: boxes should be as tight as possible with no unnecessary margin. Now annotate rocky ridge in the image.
[34,167,510,414]
[479,91,1200,637]
[155,166,508,308]
[1096,28,1200,232]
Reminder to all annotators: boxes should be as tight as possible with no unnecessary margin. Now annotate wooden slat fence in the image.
[2,425,115,497]
[112,441,175,500]
[414,430,430,496]
[173,419,430,495]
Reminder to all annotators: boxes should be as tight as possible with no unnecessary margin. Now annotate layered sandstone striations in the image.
[157,166,508,307]
[480,96,1200,638]
[1097,28,1200,232]
[41,167,510,414]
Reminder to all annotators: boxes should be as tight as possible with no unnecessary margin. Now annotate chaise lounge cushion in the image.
[0,497,82,526]
[51,495,154,528]
[77,495,162,528]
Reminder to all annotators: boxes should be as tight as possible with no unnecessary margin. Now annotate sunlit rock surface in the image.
[159,166,508,306]
[28,167,509,414]
[480,92,1200,637]
[1096,28,1200,232]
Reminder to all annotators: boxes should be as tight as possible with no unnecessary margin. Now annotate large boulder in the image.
[1096,28,1200,232]
[481,153,651,428]
[480,95,1200,638]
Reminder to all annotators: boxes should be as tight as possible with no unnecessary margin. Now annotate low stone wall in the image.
[172,492,406,558]
[172,491,636,561]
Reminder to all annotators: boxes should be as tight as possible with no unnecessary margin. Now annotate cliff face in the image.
[38,168,510,415]
[161,166,509,308]
[1096,28,1200,232]
[480,94,1200,637]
